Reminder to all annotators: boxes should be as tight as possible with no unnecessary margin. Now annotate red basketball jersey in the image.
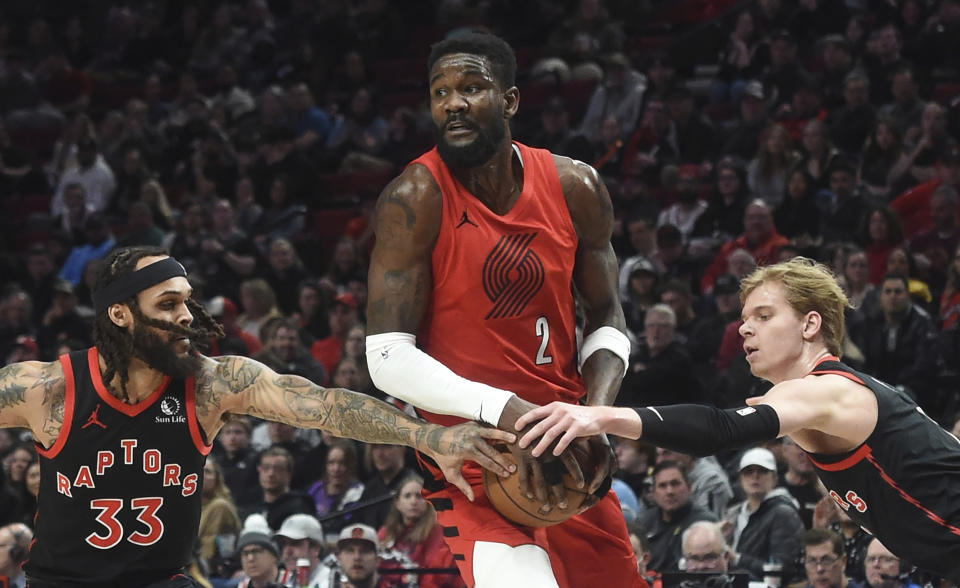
[411,143,584,427]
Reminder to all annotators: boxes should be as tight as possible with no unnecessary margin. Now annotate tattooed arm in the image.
[0,361,67,449]
[196,355,516,500]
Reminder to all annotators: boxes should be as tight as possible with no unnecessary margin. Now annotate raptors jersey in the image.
[412,143,584,427]
[26,348,210,585]
[806,358,960,578]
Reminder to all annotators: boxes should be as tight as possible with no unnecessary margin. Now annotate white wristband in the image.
[579,326,630,379]
[365,332,516,426]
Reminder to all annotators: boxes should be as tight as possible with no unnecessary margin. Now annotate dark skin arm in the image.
[194,355,515,501]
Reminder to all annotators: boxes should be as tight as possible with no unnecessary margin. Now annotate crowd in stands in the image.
[2,0,960,586]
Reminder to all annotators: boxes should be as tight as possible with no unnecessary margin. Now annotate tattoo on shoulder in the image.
[215,357,262,394]
[195,357,263,421]
[36,364,66,439]
[384,191,417,229]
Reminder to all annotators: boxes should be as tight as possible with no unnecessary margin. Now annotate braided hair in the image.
[91,246,224,401]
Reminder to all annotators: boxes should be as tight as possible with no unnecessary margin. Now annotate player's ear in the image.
[108,303,130,328]
[503,86,519,119]
[801,311,822,340]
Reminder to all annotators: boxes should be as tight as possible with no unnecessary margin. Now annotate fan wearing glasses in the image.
[800,529,861,588]
[863,538,919,588]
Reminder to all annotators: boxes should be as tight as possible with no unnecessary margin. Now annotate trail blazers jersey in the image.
[26,348,211,585]
[411,143,584,427]
[807,357,960,578]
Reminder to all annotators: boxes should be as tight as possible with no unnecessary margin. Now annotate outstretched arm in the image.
[0,361,67,449]
[196,355,516,500]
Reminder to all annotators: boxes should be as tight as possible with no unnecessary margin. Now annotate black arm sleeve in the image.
[633,404,781,457]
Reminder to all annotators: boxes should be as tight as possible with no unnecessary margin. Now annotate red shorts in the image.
[423,466,645,588]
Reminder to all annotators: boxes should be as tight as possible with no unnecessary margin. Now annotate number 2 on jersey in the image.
[87,497,164,549]
[535,316,553,365]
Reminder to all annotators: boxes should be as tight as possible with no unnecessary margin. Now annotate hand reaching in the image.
[424,422,517,502]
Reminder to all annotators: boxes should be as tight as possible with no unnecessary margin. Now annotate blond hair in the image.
[740,257,852,356]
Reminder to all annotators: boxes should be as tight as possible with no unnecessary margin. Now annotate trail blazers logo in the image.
[482,233,544,319]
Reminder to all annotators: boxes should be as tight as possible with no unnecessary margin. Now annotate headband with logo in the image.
[92,257,188,314]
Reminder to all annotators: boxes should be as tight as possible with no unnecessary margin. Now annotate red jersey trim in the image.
[810,444,873,471]
[810,356,867,385]
[866,454,960,537]
[37,354,78,459]
[88,347,170,416]
[185,376,212,455]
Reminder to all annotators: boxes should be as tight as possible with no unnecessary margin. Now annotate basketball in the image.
[482,442,599,527]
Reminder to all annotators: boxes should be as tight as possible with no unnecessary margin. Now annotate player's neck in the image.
[452,143,522,215]
[769,347,833,385]
[99,355,167,404]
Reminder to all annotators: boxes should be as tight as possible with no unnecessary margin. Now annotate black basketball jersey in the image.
[805,357,960,578]
[26,348,211,586]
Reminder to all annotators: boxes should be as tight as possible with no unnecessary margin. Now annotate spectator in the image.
[619,215,660,295]
[333,523,412,588]
[579,52,646,143]
[877,66,924,142]
[891,103,953,184]
[667,86,717,165]
[940,245,960,329]
[779,438,823,530]
[827,70,876,157]
[774,169,820,249]
[214,417,262,511]
[333,86,391,171]
[857,273,939,405]
[198,458,242,579]
[841,248,875,310]
[378,474,466,588]
[799,528,864,588]
[819,158,872,245]
[863,23,908,106]
[658,165,708,244]
[615,437,656,498]
[726,447,804,583]
[293,279,330,347]
[655,449,733,520]
[701,200,789,294]
[885,246,932,306]
[53,182,90,245]
[235,530,290,588]
[117,201,165,248]
[638,460,718,572]
[50,136,116,219]
[37,278,90,359]
[621,258,660,338]
[137,179,174,232]
[759,30,809,109]
[274,514,331,588]
[862,537,920,588]
[690,161,749,259]
[254,317,328,386]
[19,244,58,325]
[57,214,116,286]
[682,520,735,574]
[261,237,310,315]
[910,185,960,288]
[860,117,910,200]
[859,206,905,285]
[0,523,32,588]
[253,175,307,250]
[711,10,764,105]
[250,419,325,493]
[818,34,856,111]
[237,278,284,341]
[199,198,260,299]
[747,123,798,207]
[688,273,743,383]
[621,96,678,187]
[241,446,316,533]
[722,80,771,160]
[796,119,839,188]
[234,177,265,236]
[357,444,415,531]
[4,443,37,527]
[310,293,360,378]
[319,238,367,301]
[527,96,593,163]
[307,439,364,541]
[622,304,703,406]
[206,295,263,358]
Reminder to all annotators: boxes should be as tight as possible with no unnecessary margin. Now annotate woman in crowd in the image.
[198,458,242,578]
[858,206,905,285]
[307,439,364,540]
[378,474,465,588]
[747,123,798,207]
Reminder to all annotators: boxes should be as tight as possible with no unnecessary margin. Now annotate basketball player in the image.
[0,246,516,587]
[364,32,642,588]
[517,258,960,580]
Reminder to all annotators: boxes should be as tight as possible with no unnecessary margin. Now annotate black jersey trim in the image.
[88,347,171,416]
[36,354,77,459]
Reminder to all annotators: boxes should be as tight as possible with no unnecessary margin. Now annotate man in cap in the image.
[310,293,360,378]
[274,513,330,587]
[336,524,383,587]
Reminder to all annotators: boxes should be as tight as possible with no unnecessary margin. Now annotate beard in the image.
[131,316,203,379]
[434,111,507,169]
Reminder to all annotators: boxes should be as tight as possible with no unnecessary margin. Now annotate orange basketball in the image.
[482,442,598,527]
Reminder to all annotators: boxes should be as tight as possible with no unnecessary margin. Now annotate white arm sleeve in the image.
[365,332,516,426]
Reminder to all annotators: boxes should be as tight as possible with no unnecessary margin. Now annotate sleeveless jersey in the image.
[411,143,583,427]
[806,357,960,578]
[26,347,211,585]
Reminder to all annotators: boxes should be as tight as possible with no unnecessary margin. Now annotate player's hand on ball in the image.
[515,402,609,457]
[506,442,585,513]
[426,422,517,502]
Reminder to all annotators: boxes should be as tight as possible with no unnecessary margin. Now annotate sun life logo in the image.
[160,396,181,416]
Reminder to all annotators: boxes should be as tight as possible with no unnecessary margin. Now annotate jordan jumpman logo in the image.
[82,403,107,429]
[456,208,479,228]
